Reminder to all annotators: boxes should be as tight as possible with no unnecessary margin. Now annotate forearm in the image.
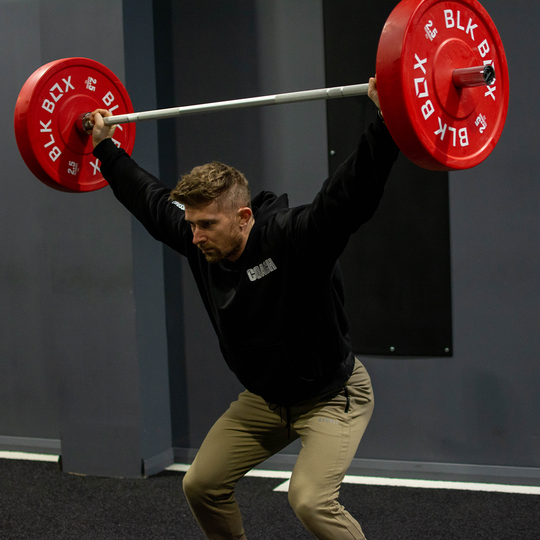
[93,139,186,249]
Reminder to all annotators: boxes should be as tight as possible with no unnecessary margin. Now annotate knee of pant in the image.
[182,468,197,502]
[183,467,215,503]
[183,466,230,504]
[288,485,320,524]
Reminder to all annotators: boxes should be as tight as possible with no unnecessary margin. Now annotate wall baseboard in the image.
[143,447,174,477]
[0,436,175,478]
[0,435,61,455]
[173,447,540,487]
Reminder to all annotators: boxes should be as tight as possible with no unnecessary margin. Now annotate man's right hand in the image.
[88,109,118,149]
[368,77,380,111]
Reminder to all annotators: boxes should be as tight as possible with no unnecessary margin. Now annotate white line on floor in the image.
[2,454,539,496]
[0,451,59,462]
[167,463,540,495]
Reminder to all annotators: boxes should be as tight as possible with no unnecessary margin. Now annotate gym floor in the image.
[1,452,539,539]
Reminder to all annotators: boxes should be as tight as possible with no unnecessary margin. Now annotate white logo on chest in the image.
[247,258,277,282]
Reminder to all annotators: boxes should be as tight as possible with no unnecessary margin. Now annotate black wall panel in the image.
[152,0,191,451]
[323,0,453,356]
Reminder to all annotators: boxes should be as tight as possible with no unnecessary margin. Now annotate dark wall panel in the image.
[171,0,262,448]
[323,0,453,356]
[152,0,190,449]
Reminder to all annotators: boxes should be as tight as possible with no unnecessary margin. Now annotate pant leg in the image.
[287,359,374,540]
[183,389,298,540]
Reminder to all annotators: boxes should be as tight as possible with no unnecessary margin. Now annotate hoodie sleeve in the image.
[289,117,399,263]
[93,139,190,254]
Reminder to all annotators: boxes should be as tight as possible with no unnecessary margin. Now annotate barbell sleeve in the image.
[453,64,496,88]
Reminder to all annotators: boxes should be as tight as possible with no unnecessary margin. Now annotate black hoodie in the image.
[94,117,399,406]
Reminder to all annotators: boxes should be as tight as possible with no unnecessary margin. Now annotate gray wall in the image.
[1,0,173,477]
[1,0,131,448]
[2,0,540,482]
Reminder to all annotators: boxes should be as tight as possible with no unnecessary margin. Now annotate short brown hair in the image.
[169,161,251,210]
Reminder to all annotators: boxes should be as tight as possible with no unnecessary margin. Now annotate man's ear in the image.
[237,207,253,227]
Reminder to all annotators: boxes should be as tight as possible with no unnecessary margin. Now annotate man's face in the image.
[185,200,244,263]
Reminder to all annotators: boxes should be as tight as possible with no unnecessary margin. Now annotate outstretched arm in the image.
[288,75,398,265]
[90,113,190,254]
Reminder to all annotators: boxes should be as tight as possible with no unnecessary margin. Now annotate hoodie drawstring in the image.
[269,403,292,438]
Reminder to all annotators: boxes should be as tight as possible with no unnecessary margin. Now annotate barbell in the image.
[14,0,509,193]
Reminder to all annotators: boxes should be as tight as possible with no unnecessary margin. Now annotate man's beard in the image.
[198,233,243,264]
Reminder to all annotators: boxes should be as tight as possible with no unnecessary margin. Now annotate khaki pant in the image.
[183,359,374,540]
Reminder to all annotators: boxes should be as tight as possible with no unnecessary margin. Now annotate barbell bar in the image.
[77,63,494,132]
[92,84,371,128]
[91,62,494,128]
[14,0,509,193]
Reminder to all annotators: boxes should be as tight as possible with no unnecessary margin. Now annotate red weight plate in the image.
[14,57,136,192]
[376,0,509,171]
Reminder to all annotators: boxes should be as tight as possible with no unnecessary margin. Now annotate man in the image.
[89,76,399,540]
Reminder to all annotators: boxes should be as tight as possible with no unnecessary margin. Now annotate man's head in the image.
[170,162,254,263]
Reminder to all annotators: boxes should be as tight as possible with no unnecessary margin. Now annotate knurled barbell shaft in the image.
[101,83,370,127]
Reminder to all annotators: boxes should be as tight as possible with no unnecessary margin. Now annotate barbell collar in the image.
[452,65,496,88]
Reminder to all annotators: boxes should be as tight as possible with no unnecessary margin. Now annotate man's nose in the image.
[192,227,206,245]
